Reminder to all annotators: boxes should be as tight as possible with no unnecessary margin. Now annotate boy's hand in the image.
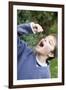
[31,22,43,34]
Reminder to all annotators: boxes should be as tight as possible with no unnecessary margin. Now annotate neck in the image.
[36,53,48,64]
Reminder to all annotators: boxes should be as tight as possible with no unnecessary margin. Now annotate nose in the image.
[41,39,45,42]
[42,39,46,43]
[42,39,47,46]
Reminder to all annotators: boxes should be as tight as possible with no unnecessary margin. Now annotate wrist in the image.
[30,22,36,34]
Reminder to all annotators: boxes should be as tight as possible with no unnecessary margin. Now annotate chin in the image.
[35,46,42,54]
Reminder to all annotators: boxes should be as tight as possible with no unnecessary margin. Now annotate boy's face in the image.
[35,35,56,57]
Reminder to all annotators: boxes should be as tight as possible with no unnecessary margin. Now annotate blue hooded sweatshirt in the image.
[17,23,51,80]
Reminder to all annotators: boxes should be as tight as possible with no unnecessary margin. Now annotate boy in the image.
[17,22,56,80]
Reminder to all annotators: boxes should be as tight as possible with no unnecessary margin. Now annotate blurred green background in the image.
[17,10,58,78]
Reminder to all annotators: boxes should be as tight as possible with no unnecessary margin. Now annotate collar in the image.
[36,56,48,67]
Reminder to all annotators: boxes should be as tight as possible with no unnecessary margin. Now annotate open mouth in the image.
[39,41,44,47]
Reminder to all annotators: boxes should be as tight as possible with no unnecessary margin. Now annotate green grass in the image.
[50,58,58,78]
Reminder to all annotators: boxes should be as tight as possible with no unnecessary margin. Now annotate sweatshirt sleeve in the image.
[17,23,33,61]
[17,23,33,36]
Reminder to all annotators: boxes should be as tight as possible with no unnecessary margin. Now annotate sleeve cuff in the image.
[30,22,36,34]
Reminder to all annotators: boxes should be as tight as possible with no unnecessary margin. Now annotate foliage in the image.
[50,58,58,78]
[17,10,58,35]
[17,10,58,78]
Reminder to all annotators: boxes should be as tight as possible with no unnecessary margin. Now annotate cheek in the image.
[43,46,51,54]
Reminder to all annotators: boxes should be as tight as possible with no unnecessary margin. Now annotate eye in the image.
[49,41,52,46]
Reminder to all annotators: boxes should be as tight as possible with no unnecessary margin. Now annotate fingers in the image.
[35,24,43,32]
[31,22,44,33]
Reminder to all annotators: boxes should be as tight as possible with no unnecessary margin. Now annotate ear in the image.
[48,52,54,57]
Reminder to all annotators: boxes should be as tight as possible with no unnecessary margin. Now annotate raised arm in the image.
[17,22,34,60]
[17,22,43,59]
[17,22,43,36]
